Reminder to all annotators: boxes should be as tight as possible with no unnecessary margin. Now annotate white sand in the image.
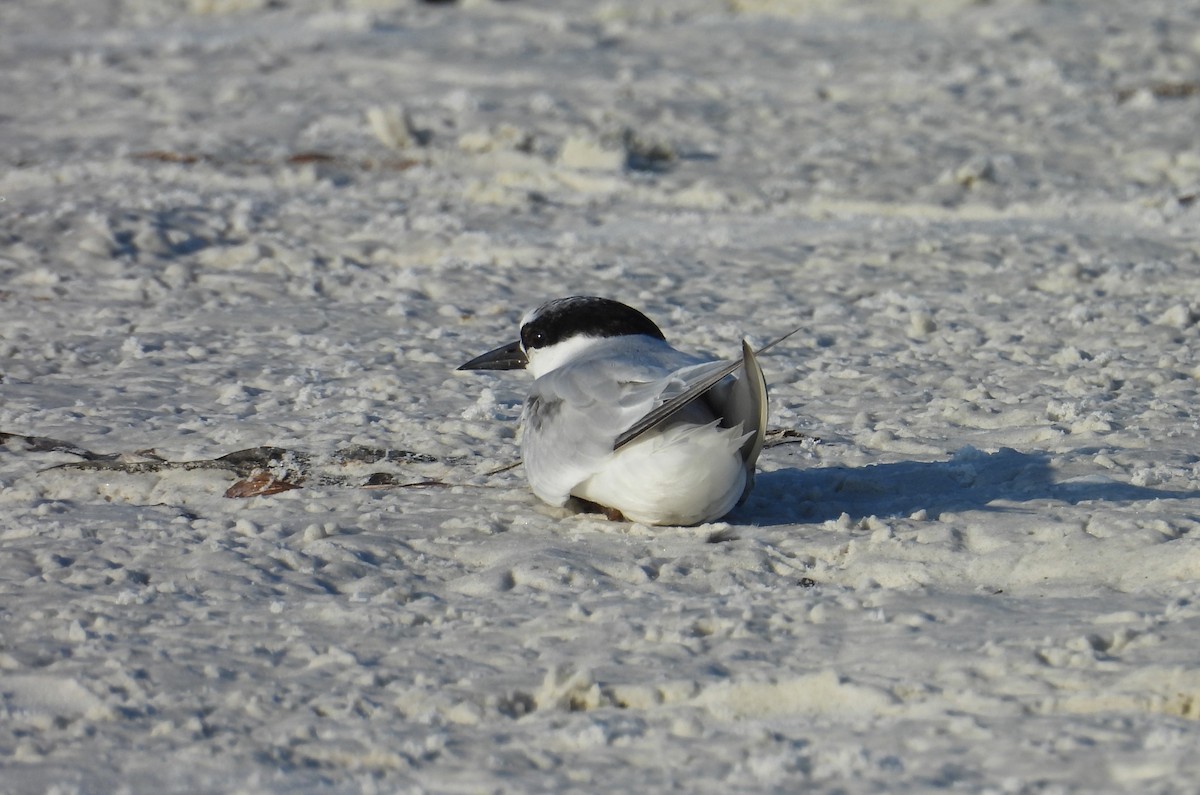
[3,0,1200,791]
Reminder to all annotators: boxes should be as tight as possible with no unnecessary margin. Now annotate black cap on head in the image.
[520,296,666,351]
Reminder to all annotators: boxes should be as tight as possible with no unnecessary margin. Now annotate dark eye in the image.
[523,328,546,349]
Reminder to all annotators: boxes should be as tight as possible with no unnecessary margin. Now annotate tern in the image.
[459,296,793,526]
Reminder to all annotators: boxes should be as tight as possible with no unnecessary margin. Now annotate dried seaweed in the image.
[2,432,449,498]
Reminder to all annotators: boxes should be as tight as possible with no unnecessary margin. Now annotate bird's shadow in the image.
[733,447,1200,527]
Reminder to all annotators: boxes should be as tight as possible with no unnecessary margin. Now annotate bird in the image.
[458,296,789,526]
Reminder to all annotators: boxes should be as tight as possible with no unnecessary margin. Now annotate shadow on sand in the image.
[734,447,1200,527]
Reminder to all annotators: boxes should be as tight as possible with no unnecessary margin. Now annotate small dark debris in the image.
[623,129,676,173]
[497,691,536,718]
[332,445,436,465]
[286,151,338,164]
[1115,82,1200,103]
[1,432,120,461]
[225,471,303,498]
[215,446,307,476]
[764,428,816,448]
[132,150,201,163]
[8,432,444,496]
[130,151,419,174]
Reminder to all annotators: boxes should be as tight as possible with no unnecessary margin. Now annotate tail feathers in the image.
[729,340,768,469]
[725,340,768,504]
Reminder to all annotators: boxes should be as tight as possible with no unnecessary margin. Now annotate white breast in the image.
[571,419,751,526]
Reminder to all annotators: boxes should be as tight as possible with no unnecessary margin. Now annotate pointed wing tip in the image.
[738,336,769,469]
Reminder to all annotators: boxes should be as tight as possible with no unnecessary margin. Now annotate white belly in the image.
[572,420,750,526]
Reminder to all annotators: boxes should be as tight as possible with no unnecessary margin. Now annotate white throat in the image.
[525,334,610,379]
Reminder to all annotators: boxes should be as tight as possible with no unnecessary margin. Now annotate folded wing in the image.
[521,346,699,505]
[523,328,789,507]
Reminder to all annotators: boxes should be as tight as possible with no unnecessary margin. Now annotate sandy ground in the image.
[3,0,1200,792]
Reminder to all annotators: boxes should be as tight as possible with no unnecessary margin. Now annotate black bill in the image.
[458,340,528,371]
